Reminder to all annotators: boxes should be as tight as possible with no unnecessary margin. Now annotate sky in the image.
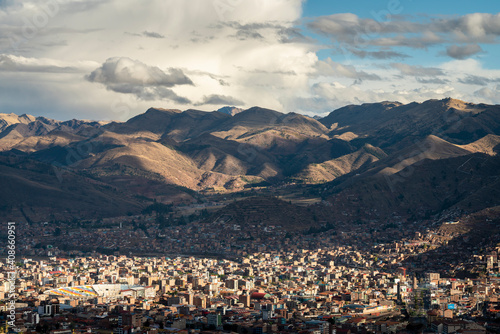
[0,0,499,121]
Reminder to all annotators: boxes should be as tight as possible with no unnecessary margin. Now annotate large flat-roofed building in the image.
[44,284,155,299]
[44,285,98,299]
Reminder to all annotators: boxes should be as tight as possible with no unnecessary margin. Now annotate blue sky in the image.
[0,0,498,120]
[303,0,500,69]
[303,0,496,17]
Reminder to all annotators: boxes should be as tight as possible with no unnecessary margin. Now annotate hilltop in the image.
[0,98,499,222]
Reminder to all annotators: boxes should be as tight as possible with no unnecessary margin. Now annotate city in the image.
[1,0,500,333]
[1,203,499,333]
[1,249,499,333]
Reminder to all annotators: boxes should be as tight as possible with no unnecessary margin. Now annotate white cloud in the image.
[0,0,309,118]
[475,85,500,101]
[308,13,500,54]
[292,81,459,114]
[445,44,483,60]
[458,74,500,86]
[0,54,97,73]
[0,1,499,120]
[441,58,500,79]
[314,58,381,80]
[87,57,192,88]
[349,49,410,60]
[451,13,500,43]
[195,94,244,106]
[290,57,500,114]
[86,57,194,103]
[391,63,444,77]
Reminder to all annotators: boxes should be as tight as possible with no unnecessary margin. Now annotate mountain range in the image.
[0,98,499,223]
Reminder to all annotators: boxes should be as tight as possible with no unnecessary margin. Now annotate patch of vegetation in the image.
[303,222,336,235]
[141,202,174,215]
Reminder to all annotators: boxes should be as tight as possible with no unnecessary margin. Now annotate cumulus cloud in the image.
[0,0,310,118]
[445,44,483,59]
[474,85,500,100]
[86,57,192,103]
[277,27,312,44]
[0,0,499,119]
[196,94,244,106]
[391,63,444,77]
[416,77,450,84]
[126,31,166,39]
[142,31,165,39]
[0,54,96,73]
[450,13,500,43]
[183,69,230,86]
[117,86,191,104]
[369,32,443,49]
[308,13,500,57]
[308,13,426,45]
[315,58,381,81]
[292,81,458,113]
[349,49,410,60]
[87,57,193,87]
[216,21,309,43]
[458,74,500,86]
[233,29,264,40]
[218,21,271,40]
[0,54,75,73]
[310,13,500,43]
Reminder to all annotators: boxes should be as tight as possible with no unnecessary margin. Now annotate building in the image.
[121,312,142,328]
[239,294,251,307]
[44,284,154,300]
[207,313,222,327]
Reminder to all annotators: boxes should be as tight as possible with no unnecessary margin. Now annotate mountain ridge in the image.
[1,98,499,222]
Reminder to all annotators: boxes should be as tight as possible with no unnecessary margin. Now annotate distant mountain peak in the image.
[145,107,182,114]
[232,106,284,123]
[441,97,470,109]
[378,101,403,108]
[0,112,37,131]
[442,97,464,103]
[1,98,499,222]
[217,106,244,116]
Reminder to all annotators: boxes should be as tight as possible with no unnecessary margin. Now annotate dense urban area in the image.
[1,208,500,334]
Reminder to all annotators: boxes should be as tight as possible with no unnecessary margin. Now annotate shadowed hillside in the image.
[1,98,499,221]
